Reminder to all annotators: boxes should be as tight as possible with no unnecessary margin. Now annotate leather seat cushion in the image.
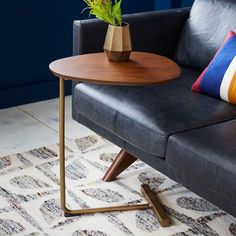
[73,67,236,157]
[175,0,236,71]
[166,120,236,201]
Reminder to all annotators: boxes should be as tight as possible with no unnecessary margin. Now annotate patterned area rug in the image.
[0,134,236,236]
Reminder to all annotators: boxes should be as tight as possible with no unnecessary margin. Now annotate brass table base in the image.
[59,78,170,227]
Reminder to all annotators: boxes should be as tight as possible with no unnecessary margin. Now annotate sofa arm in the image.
[73,8,190,58]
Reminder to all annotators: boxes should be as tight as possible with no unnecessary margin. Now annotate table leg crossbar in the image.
[59,78,170,227]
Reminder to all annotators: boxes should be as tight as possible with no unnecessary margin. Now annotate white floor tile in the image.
[19,96,93,139]
[0,107,59,156]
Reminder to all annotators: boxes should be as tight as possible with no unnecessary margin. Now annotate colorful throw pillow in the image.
[192,31,236,104]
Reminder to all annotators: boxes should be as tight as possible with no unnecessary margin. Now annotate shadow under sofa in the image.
[72,0,236,217]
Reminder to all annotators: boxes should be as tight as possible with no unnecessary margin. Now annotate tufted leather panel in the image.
[167,120,236,202]
[73,67,236,157]
[175,0,236,71]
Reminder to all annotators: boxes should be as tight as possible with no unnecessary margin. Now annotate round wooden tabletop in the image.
[49,52,181,85]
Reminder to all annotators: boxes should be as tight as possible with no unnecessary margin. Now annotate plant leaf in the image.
[113,0,122,26]
[82,0,123,26]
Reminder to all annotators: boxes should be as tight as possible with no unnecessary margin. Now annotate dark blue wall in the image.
[1,0,193,108]
[155,0,194,9]
[0,0,155,108]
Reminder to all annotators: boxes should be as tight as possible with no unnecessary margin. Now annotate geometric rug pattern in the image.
[0,134,236,236]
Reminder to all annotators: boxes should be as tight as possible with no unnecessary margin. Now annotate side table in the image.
[49,52,181,227]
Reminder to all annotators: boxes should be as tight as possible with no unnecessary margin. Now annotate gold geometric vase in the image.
[104,23,132,62]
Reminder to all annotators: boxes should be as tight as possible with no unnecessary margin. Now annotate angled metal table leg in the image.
[141,184,170,227]
[59,78,170,227]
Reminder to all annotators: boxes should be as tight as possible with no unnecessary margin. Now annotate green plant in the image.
[82,0,123,26]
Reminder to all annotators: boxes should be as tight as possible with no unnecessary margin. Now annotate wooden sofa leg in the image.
[102,149,137,182]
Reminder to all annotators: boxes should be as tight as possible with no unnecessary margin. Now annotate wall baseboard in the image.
[0,80,72,109]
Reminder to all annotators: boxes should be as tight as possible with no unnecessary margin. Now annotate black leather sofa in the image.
[72,0,236,217]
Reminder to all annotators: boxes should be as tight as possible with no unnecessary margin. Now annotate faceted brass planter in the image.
[104,23,132,62]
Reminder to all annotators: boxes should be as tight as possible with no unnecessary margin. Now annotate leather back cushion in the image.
[175,0,236,71]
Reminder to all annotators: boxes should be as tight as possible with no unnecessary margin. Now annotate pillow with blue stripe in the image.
[192,31,236,104]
